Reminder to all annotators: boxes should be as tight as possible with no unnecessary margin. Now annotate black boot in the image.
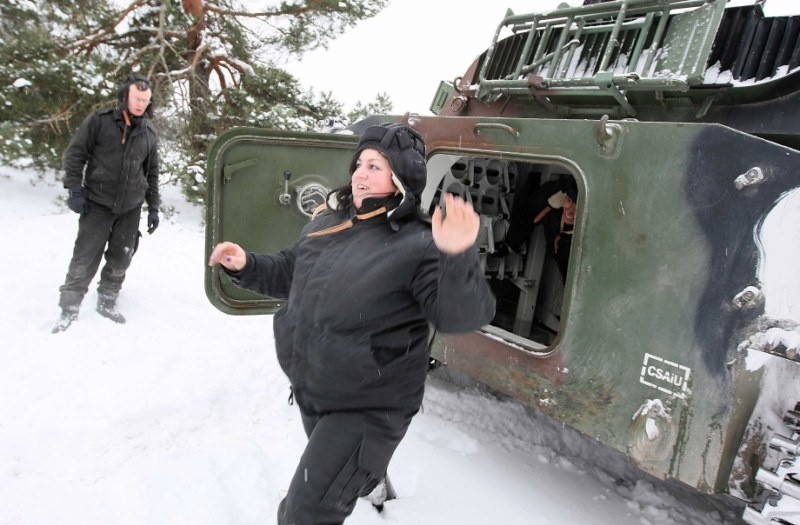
[364,475,397,513]
[52,307,79,334]
[96,295,126,324]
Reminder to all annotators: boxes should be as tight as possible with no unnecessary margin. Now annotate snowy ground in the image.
[0,166,759,524]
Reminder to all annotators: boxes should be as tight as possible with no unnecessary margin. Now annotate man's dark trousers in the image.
[59,200,141,310]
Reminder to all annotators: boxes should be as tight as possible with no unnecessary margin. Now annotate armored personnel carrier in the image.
[204,1,800,522]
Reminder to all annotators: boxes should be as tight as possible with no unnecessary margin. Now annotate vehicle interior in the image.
[421,154,579,352]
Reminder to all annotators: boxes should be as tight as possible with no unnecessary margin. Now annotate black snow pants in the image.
[277,398,417,525]
[58,200,142,310]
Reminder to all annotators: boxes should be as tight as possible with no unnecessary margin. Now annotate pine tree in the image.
[0,0,122,170]
[0,0,392,202]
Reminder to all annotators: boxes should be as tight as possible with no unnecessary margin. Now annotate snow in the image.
[1,165,773,524]
[3,0,800,522]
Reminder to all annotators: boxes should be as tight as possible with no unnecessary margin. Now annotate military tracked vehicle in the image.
[204,1,800,522]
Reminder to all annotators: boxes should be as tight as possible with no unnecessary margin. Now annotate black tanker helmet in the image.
[116,73,154,118]
[349,123,427,221]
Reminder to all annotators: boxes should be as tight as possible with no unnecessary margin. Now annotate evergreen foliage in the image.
[0,0,392,202]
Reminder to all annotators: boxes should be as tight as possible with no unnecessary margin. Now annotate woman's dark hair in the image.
[331,185,354,215]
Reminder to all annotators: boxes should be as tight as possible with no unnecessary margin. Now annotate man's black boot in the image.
[96,295,126,324]
[52,307,79,333]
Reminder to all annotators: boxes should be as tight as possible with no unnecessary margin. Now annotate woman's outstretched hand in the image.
[431,193,480,255]
[208,241,247,271]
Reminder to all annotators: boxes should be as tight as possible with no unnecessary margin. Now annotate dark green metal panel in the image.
[413,114,800,494]
[204,114,800,500]
[429,117,714,482]
[204,127,357,315]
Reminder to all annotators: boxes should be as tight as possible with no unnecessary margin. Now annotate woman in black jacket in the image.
[209,124,495,524]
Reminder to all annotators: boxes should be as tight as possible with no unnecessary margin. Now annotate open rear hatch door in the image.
[204,127,356,315]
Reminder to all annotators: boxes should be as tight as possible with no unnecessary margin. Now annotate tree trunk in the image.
[183,0,213,155]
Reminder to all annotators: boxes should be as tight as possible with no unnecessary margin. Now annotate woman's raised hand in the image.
[431,193,480,255]
[208,241,247,271]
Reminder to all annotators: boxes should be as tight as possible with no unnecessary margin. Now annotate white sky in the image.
[286,0,578,113]
[288,0,798,114]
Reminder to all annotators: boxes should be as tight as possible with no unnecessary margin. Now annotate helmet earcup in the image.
[117,84,128,104]
[145,96,155,118]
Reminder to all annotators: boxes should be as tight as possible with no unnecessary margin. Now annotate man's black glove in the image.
[147,207,160,234]
[67,187,87,215]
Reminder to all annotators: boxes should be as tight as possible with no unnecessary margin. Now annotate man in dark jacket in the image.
[53,74,160,333]
[209,124,495,524]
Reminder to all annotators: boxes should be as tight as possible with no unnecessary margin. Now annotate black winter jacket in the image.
[229,207,496,413]
[63,108,160,213]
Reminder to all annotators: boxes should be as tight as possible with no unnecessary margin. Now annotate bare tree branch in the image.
[67,0,151,53]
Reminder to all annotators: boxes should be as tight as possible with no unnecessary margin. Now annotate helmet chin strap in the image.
[121,110,132,145]
[308,206,389,238]
[358,191,397,199]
